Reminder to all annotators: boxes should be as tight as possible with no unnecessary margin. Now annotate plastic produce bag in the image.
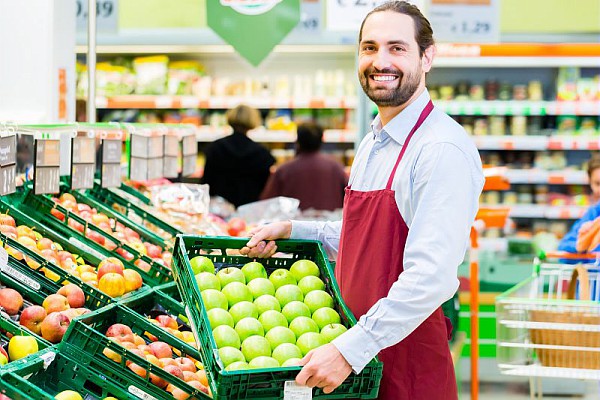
[232,197,300,225]
[150,183,210,215]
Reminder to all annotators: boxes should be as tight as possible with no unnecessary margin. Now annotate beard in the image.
[359,66,422,107]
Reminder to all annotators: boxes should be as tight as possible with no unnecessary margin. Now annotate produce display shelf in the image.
[172,235,383,400]
[0,315,50,373]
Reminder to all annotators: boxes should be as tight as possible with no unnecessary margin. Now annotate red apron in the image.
[336,100,457,400]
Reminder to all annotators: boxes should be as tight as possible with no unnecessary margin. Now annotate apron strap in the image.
[386,100,434,190]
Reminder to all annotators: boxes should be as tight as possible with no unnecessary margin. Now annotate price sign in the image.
[129,133,164,181]
[181,134,197,177]
[293,0,321,33]
[428,0,499,43]
[76,0,118,32]
[0,135,17,195]
[34,139,60,194]
[326,0,389,31]
[71,137,96,189]
[100,139,121,188]
[163,135,179,178]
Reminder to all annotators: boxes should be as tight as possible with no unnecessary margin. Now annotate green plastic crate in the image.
[86,181,183,241]
[171,235,383,400]
[119,182,153,205]
[8,188,172,286]
[0,315,50,373]
[61,303,210,400]
[0,347,134,400]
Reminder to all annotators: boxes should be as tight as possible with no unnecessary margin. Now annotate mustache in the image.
[364,67,402,77]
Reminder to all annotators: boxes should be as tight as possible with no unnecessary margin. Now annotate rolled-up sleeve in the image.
[333,142,484,373]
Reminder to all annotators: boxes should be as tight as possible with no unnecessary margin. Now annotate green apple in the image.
[282,358,302,367]
[217,267,246,288]
[289,259,320,282]
[241,336,271,361]
[296,332,327,356]
[268,269,296,290]
[258,310,288,332]
[201,289,229,311]
[190,256,215,274]
[281,301,311,323]
[275,285,304,307]
[249,356,280,369]
[226,361,249,371]
[222,282,253,308]
[289,316,319,338]
[272,343,303,366]
[241,261,267,282]
[0,352,7,366]
[229,301,259,324]
[312,307,341,330]
[321,323,347,342]
[304,290,334,314]
[219,346,246,367]
[195,272,221,291]
[298,276,325,296]
[212,325,241,349]
[247,278,275,299]
[207,308,234,329]
[254,295,281,314]
[265,326,296,350]
[235,317,264,342]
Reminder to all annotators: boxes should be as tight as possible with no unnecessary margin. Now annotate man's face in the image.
[590,168,600,201]
[358,11,427,107]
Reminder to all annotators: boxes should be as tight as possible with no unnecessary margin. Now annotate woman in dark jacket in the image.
[202,104,275,207]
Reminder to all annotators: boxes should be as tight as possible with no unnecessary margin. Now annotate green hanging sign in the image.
[208,0,301,66]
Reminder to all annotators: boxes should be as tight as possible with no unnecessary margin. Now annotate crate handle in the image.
[567,266,591,301]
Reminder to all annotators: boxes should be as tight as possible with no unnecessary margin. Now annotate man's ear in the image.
[421,45,435,73]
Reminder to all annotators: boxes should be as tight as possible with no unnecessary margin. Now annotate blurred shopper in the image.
[241,2,484,399]
[201,104,275,207]
[260,122,347,210]
[559,155,600,253]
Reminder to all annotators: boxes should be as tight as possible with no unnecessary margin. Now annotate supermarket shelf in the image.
[196,126,357,143]
[505,169,588,185]
[499,364,600,380]
[436,100,600,116]
[482,204,588,219]
[474,135,600,151]
[95,95,357,109]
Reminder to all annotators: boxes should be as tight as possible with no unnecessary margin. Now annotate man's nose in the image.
[372,50,392,70]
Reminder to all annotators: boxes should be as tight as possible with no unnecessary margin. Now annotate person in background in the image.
[240,2,484,399]
[260,122,348,211]
[558,155,600,253]
[201,104,275,208]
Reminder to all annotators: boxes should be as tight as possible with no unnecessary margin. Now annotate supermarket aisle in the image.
[460,382,600,399]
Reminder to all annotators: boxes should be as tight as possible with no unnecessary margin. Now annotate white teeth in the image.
[372,75,396,82]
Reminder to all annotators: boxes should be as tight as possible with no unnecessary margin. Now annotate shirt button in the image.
[374,150,380,155]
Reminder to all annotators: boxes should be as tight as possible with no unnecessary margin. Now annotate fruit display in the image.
[0,315,47,369]
[192,257,347,371]
[62,303,212,399]
[0,211,143,298]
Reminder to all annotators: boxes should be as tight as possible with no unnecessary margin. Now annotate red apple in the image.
[42,294,70,314]
[174,357,196,373]
[59,193,76,204]
[156,315,178,330]
[85,230,105,246]
[163,364,184,380]
[19,305,47,335]
[97,261,124,281]
[227,217,247,237]
[0,288,23,315]
[106,323,135,343]
[145,243,162,259]
[40,312,70,343]
[0,214,16,227]
[50,208,65,221]
[148,341,172,359]
[57,284,86,308]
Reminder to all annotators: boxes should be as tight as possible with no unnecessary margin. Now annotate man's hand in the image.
[295,343,352,394]
[239,221,292,258]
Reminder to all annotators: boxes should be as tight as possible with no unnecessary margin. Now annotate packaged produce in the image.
[167,61,204,95]
[133,55,169,95]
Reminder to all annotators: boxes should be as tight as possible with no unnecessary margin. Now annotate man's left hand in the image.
[295,343,352,394]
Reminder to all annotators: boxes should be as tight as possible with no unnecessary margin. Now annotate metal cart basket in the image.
[496,252,600,398]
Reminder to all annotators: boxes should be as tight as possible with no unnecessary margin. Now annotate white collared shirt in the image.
[291,89,484,373]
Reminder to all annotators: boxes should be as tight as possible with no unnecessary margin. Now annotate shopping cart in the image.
[496,251,600,399]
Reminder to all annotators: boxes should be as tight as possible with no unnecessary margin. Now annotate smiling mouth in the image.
[369,74,398,83]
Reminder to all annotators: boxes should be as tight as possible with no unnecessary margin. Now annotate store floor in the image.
[460,381,600,399]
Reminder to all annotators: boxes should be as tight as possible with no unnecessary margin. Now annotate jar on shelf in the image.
[439,85,454,100]
[489,116,506,135]
[511,116,528,136]
[469,84,485,101]
[503,191,518,204]
[485,80,499,100]
[528,80,544,101]
[499,82,512,101]
[455,80,470,100]
[535,185,549,205]
[474,118,489,136]
[512,85,528,101]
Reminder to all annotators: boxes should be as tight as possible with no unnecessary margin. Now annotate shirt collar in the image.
[370,89,431,145]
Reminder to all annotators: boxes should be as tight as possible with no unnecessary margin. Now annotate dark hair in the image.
[588,155,600,178]
[358,1,434,57]
[296,122,323,153]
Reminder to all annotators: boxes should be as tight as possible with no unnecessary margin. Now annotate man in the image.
[260,122,348,211]
[241,2,484,399]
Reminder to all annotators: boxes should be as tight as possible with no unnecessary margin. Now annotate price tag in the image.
[128,386,158,400]
[182,155,197,177]
[33,140,61,195]
[147,158,164,180]
[0,135,17,195]
[283,381,312,400]
[35,139,60,167]
[294,0,321,34]
[40,351,56,369]
[71,137,96,190]
[129,158,148,181]
[163,156,178,178]
[326,0,389,31]
[129,134,164,181]
[148,136,164,158]
[68,237,105,260]
[102,164,121,188]
[102,139,121,164]
[130,135,149,158]
[429,0,499,43]
[164,136,179,157]
[0,259,42,291]
[76,0,118,32]
[101,139,121,188]
[0,247,8,270]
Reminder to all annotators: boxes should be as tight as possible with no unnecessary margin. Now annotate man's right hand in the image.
[239,221,292,258]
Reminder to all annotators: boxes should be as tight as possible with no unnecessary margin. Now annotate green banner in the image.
[207,0,301,66]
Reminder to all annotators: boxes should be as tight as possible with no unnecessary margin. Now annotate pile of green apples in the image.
[190,256,348,371]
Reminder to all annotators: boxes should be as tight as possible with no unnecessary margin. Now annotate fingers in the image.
[295,352,314,386]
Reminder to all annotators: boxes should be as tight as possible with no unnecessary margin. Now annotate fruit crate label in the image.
[130,134,149,158]
[284,381,312,400]
[129,157,148,181]
[0,134,17,194]
[39,350,56,368]
[128,385,158,400]
[68,237,105,261]
[0,259,42,291]
[102,139,121,163]
[34,167,60,195]
[0,247,8,270]
[72,137,96,164]
[148,136,164,158]
[71,163,95,190]
[182,134,197,156]
[101,163,121,188]
[35,139,60,167]
[164,135,179,157]
[182,154,196,177]
[163,156,178,178]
